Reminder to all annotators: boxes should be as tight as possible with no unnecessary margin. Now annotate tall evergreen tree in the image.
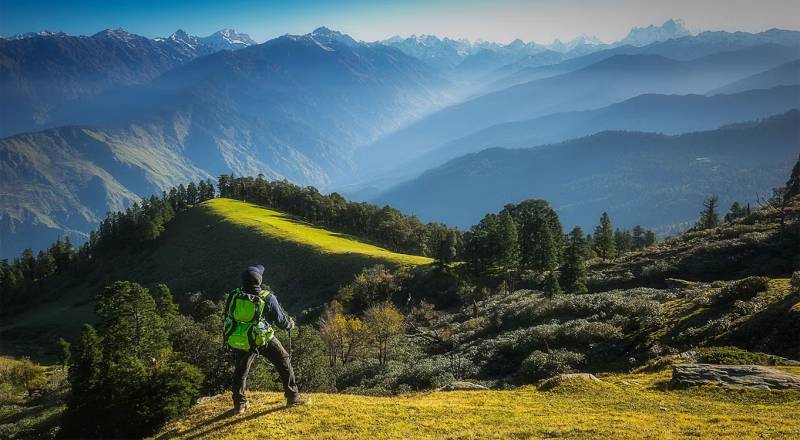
[561,227,588,294]
[593,212,615,260]
[498,211,520,272]
[543,271,561,298]
[696,196,720,230]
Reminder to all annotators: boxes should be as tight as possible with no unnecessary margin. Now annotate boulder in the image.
[671,364,800,390]
[538,373,603,391]
[438,381,488,391]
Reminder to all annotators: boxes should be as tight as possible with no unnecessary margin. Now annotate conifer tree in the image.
[696,196,720,230]
[498,211,520,272]
[561,227,588,293]
[593,212,615,260]
[543,271,561,298]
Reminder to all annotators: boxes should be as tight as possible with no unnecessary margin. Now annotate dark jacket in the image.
[240,265,292,330]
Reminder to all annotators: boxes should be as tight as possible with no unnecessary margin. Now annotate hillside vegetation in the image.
[0,198,430,360]
[158,368,800,439]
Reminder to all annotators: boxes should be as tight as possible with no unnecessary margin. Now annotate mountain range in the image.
[374,110,800,229]
[392,84,800,185]
[2,20,799,258]
[355,42,800,183]
[0,27,449,257]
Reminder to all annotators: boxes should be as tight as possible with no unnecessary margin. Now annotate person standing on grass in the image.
[223,264,308,413]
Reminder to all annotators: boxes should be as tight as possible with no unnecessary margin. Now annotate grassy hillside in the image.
[158,368,800,439]
[206,199,431,266]
[0,198,430,360]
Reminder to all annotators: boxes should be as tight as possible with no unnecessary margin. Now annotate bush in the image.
[697,346,784,366]
[716,277,770,303]
[517,350,585,383]
[393,358,454,392]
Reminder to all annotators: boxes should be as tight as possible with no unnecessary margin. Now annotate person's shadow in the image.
[155,401,286,439]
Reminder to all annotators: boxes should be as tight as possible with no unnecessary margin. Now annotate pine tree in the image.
[525,216,557,272]
[543,271,561,298]
[724,201,747,222]
[561,227,588,293]
[593,212,615,260]
[696,196,720,230]
[498,211,520,272]
[152,283,179,325]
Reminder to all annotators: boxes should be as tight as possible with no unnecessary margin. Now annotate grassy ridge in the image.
[157,369,800,439]
[206,199,432,266]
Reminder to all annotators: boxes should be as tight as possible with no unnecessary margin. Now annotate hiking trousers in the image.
[232,337,299,406]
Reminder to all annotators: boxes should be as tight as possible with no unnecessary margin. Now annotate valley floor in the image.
[156,368,800,439]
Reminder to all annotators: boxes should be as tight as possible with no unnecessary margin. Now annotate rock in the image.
[438,381,488,391]
[671,364,800,390]
[538,373,603,391]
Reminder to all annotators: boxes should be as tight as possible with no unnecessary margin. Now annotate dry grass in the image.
[156,369,800,439]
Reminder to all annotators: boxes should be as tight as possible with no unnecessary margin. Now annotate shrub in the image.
[697,346,781,366]
[393,358,454,392]
[517,350,585,383]
[716,277,770,303]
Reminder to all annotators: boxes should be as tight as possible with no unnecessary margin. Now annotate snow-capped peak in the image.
[618,18,692,47]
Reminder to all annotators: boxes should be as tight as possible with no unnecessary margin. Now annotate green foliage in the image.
[697,346,786,366]
[517,349,585,383]
[337,265,411,311]
[463,212,520,277]
[61,282,203,439]
[696,196,721,230]
[593,212,615,260]
[503,200,563,272]
[394,358,454,392]
[560,227,588,294]
[285,325,335,392]
[791,271,800,293]
[543,272,561,298]
[716,277,770,303]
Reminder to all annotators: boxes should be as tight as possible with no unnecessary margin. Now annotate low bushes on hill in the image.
[697,346,792,366]
[517,349,585,383]
[715,277,770,303]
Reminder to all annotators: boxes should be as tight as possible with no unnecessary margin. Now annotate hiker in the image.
[224,264,308,413]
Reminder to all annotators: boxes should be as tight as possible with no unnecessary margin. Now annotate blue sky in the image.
[1,0,798,43]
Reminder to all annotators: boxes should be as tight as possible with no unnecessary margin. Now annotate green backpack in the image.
[223,288,275,351]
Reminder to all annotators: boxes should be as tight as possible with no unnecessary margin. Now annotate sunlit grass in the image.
[157,369,800,439]
[206,198,432,266]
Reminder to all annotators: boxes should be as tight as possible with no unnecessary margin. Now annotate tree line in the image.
[462,200,657,295]
[0,179,216,314]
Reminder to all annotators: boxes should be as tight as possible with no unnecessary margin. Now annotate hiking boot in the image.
[234,401,250,415]
[286,394,309,407]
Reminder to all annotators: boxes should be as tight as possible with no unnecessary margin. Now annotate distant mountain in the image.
[355,44,800,181]
[710,59,800,94]
[374,111,800,229]
[0,28,253,137]
[198,28,256,51]
[381,34,549,77]
[618,19,692,47]
[0,27,448,257]
[381,34,472,70]
[399,85,800,181]
[546,34,606,53]
[487,28,800,93]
